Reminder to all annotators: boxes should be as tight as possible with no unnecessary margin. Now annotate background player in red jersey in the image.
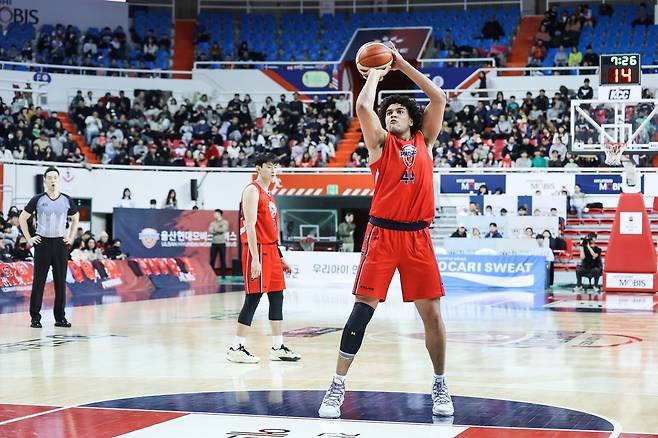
[226,152,301,364]
[319,44,453,418]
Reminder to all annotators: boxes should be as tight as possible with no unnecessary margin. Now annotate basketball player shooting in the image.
[318,44,453,418]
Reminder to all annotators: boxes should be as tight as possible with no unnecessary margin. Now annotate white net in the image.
[603,142,626,166]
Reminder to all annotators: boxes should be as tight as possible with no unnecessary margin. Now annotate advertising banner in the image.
[0,0,128,31]
[575,174,644,194]
[0,257,217,309]
[342,27,431,61]
[283,251,546,291]
[506,173,575,196]
[113,208,239,264]
[439,174,506,194]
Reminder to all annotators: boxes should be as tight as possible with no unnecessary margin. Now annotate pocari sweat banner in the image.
[436,254,546,291]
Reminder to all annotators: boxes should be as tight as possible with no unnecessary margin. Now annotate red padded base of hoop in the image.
[603,193,658,292]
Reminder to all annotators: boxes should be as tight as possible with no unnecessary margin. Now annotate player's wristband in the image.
[278,247,283,258]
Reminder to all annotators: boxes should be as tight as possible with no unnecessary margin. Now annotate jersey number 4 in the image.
[401,169,415,184]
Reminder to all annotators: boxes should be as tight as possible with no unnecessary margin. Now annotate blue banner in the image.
[419,67,478,90]
[436,254,547,291]
[575,174,644,194]
[440,174,506,194]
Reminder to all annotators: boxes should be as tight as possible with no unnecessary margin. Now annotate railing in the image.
[193,60,341,70]
[419,57,497,68]
[2,159,656,174]
[0,60,188,79]
[197,0,522,13]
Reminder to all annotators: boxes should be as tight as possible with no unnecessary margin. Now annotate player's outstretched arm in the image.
[388,44,446,151]
[356,69,388,155]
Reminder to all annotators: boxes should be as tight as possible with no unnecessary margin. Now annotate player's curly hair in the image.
[377,95,423,135]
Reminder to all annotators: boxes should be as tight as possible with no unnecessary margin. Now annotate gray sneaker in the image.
[432,378,454,416]
[318,378,345,418]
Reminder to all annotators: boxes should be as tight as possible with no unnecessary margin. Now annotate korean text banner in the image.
[113,208,239,261]
[282,251,546,291]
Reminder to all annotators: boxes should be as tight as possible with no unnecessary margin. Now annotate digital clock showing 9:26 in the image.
[599,54,641,85]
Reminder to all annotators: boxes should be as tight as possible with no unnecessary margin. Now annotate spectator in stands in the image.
[0,239,12,262]
[481,17,504,40]
[468,202,481,215]
[518,206,528,216]
[477,185,489,196]
[118,188,135,208]
[531,150,548,167]
[485,223,502,238]
[105,239,128,260]
[632,3,653,27]
[484,205,494,216]
[532,234,555,287]
[535,25,551,46]
[338,212,356,252]
[521,227,534,239]
[163,189,178,209]
[553,45,568,68]
[577,79,594,100]
[450,226,467,238]
[515,151,532,168]
[570,184,587,219]
[581,47,598,74]
[568,46,582,67]
[574,235,602,292]
[70,239,88,262]
[84,238,105,260]
[11,235,33,261]
[3,213,20,246]
[472,228,482,239]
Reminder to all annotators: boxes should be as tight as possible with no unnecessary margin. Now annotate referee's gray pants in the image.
[30,237,68,322]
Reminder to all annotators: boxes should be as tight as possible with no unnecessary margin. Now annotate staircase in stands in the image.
[328,118,361,167]
[56,113,98,164]
[503,15,544,76]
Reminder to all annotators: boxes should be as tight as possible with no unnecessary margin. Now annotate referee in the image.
[19,166,79,328]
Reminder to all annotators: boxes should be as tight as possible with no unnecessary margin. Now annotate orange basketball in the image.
[356,42,393,75]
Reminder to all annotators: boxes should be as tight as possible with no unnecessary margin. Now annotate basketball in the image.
[356,42,393,76]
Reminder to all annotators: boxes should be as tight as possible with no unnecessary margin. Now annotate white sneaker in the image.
[270,344,301,362]
[573,286,584,293]
[318,378,345,418]
[226,345,260,363]
[432,378,454,416]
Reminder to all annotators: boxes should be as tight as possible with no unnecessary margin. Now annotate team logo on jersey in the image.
[400,144,416,184]
[268,201,278,219]
[138,228,160,249]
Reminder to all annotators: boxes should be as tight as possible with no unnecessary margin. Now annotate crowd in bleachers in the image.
[0,9,171,71]
[529,2,656,72]
[68,89,350,167]
[0,93,87,163]
[0,206,126,263]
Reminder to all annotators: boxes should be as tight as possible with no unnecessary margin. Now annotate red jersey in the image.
[369,131,435,224]
[240,182,279,244]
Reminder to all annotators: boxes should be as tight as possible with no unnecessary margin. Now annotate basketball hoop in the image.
[299,236,317,251]
[603,141,627,166]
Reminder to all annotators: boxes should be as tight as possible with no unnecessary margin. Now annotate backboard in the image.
[280,209,338,243]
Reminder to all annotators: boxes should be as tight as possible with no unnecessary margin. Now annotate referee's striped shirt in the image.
[24,193,78,238]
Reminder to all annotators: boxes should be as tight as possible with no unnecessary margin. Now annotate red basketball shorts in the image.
[242,243,286,294]
[352,223,445,302]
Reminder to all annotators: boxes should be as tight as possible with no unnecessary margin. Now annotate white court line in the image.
[0,406,71,426]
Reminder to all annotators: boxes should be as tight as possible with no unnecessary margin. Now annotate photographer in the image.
[573,232,602,293]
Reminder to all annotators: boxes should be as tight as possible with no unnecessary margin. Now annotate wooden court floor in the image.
[1,281,658,437]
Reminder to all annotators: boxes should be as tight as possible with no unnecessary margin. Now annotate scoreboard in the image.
[598,54,642,101]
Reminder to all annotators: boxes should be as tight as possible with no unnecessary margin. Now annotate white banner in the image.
[506,173,575,196]
[643,174,658,196]
[531,195,567,219]
[605,273,654,290]
[483,194,517,217]
[1,0,128,30]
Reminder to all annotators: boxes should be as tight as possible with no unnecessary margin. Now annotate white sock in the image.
[232,336,245,349]
[272,335,283,349]
[434,373,445,383]
[333,374,346,384]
